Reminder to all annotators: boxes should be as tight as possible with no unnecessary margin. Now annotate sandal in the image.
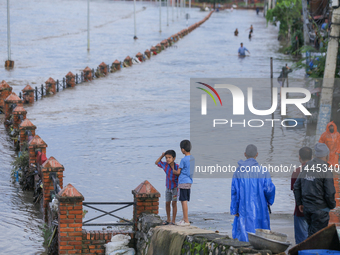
[169,222,175,225]
[162,221,170,225]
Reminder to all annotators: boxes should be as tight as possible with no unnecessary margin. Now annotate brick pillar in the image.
[161,40,167,49]
[167,37,173,46]
[45,77,56,95]
[150,46,157,55]
[41,156,64,221]
[99,62,108,75]
[22,84,35,104]
[144,49,151,59]
[83,67,92,81]
[28,135,48,165]
[156,44,162,53]
[132,180,160,232]
[111,60,121,72]
[124,56,132,67]
[136,52,143,62]
[66,72,75,88]
[57,184,84,255]
[0,80,12,111]
[12,106,27,130]
[19,119,36,148]
[4,92,23,120]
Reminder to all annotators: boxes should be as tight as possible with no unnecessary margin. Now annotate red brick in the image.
[69,232,82,236]
[60,224,67,228]
[68,241,82,246]
[75,237,82,241]
[59,245,73,250]
[59,215,67,219]
[91,249,105,253]
[69,210,83,215]
[59,232,67,237]
[60,219,76,224]
[59,241,67,246]
[60,236,75,241]
[74,205,82,210]
[152,202,159,206]
[75,215,82,218]
[88,245,95,249]
[60,228,74,232]
[69,223,82,228]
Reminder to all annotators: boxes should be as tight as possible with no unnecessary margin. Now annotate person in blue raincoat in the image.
[230,144,276,242]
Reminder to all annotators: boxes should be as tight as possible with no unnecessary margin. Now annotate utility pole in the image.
[172,0,174,22]
[87,0,90,51]
[5,0,14,68]
[315,7,340,140]
[159,0,162,32]
[301,0,309,45]
[134,0,138,39]
[167,0,169,26]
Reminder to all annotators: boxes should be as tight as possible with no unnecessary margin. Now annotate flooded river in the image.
[0,0,317,253]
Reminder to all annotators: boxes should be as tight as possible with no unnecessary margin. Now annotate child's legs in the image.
[165,189,172,222]
[165,202,171,222]
[171,187,178,223]
[181,201,189,223]
[179,188,191,223]
[172,201,177,223]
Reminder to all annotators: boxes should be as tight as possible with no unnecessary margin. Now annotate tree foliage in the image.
[266,0,302,42]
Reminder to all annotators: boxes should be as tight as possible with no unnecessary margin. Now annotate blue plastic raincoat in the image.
[230,158,276,242]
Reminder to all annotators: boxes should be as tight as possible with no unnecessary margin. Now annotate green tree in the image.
[266,0,302,43]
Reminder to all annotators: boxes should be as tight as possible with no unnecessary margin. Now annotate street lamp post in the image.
[5,0,14,68]
[172,0,174,22]
[134,0,138,39]
[87,0,90,51]
[159,0,162,32]
[167,0,169,26]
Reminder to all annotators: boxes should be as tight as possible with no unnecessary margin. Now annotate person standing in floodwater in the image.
[277,64,292,87]
[238,43,250,57]
[230,144,276,242]
[291,147,311,244]
[234,28,239,36]
[249,25,253,33]
[294,143,336,237]
[319,121,340,166]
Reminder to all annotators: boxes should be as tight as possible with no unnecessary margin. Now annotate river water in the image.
[0,0,325,253]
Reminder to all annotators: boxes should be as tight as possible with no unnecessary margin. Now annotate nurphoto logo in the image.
[196,82,312,128]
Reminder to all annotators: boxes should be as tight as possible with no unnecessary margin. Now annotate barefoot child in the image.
[155,150,179,225]
[173,140,194,226]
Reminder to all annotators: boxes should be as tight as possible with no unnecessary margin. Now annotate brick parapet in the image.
[81,230,134,255]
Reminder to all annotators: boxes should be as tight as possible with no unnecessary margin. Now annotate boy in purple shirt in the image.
[155,150,179,225]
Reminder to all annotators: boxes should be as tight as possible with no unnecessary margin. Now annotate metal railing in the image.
[18,65,113,102]
[82,202,134,227]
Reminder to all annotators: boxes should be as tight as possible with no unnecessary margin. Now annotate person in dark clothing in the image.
[277,64,292,87]
[291,147,312,244]
[294,143,336,237]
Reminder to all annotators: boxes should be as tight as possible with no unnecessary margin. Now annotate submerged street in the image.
[0,0,333,253]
